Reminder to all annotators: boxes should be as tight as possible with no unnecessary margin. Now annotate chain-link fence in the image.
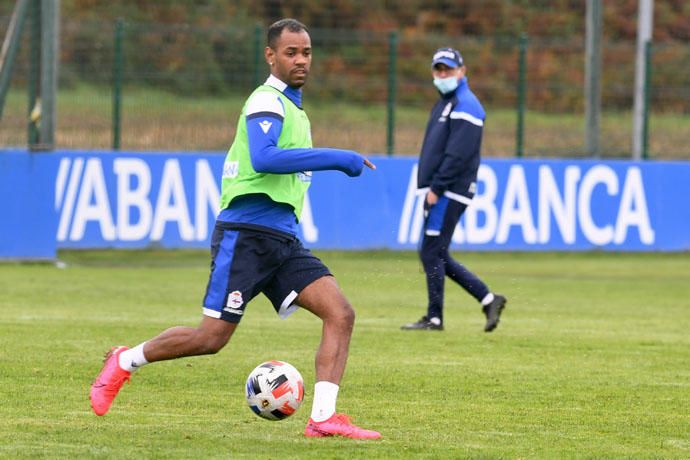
[1,17,689,159]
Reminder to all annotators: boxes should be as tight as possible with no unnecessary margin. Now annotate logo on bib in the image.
[259,120,272,134]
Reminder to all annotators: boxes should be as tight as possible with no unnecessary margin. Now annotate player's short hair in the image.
[267,18,309,49]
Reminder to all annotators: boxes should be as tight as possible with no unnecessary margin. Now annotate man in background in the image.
[401,47,507,333]
[90,18,380,440]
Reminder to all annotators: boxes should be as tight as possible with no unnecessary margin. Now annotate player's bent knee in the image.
[192,333,228,355]
[344,303,355,323]
[332,302,355,327]
[193,322,235,354]
[318,300,355,327]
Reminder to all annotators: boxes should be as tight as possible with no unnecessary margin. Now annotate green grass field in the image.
[1,250,689,458]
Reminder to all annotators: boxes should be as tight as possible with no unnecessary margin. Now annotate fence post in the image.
[642,40,651,160]
[37,0,59,151]
[515,33,527,158]
[28,0,40,147]
[253,24,262,88]
[632,0,653,160]
[112,18,123,150]
[0,0,29,121]
[585,0,602,158]
[386,30,398,156]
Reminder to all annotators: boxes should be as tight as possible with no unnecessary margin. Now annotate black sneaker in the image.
[482,294,507,332]
[401,316,443,331]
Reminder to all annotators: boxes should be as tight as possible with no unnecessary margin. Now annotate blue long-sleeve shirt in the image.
[219,75,366,234]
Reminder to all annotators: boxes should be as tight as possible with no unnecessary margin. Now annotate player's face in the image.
[432,63,464,79]
[266,29,312,88]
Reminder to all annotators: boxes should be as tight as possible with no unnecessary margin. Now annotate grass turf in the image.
[0,250,688,458]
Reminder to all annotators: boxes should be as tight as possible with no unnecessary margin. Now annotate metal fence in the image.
[1,17,689,159]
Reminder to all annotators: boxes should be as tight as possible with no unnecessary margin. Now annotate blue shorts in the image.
[202,223,331,323]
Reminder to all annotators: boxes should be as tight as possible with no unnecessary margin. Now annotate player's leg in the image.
[90,225,263,416]
[263,244,379,439]
[401,197,450,330]
[440,200,507,331]
[130,225,273,363]
[297,276,380,439]
[264,252,352,414]
[138,316,237,362]
[445,254,507,331]
[419,232,446,323]
[296,276,353,385]
[441,201,488,298]
[89,318,238,417]
[91,312,239,417]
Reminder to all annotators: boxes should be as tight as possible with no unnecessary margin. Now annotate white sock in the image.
[310,381,339,422]
[481,293,495,306]
[118,342,148,372]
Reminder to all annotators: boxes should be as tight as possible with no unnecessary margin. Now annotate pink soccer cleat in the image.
[304,413,381,439]
[90,346,131,416]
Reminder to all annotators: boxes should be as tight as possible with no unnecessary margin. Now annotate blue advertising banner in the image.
[305,157,689,251]
[1,149,689,256]
[52,150,220,249]
[0,152,57,260]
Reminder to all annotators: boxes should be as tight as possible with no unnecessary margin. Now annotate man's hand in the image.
[426,190,439,205]
[363,158,376,170]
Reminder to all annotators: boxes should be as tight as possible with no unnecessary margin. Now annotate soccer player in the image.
[90,18,380,440]
[401,47,507,333]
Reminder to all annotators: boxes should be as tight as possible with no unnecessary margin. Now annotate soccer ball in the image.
[245,360,305,421]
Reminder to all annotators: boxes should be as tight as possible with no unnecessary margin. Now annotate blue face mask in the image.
[433,76,459,94]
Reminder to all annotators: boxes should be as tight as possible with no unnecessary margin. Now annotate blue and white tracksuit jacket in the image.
[417,76,485,205]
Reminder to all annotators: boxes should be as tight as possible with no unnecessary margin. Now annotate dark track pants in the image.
[420,197,490,322]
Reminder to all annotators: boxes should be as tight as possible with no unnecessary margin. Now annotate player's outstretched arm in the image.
[247,116,372,176]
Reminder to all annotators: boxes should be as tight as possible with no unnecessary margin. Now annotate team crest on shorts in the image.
[224,290,244,314]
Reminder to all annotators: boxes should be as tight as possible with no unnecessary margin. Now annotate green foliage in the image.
[14,1,686,40]
[2,1,689,113]
[0,250,689,458]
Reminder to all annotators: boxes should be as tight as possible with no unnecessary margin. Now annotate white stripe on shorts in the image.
[203,307,221,319]
[278,290,300,319]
